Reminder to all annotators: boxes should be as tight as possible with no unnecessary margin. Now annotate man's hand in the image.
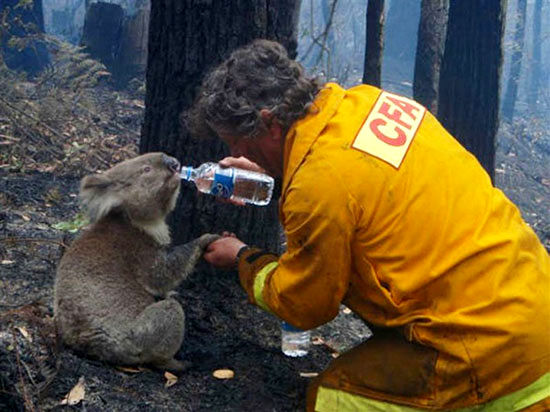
[219,156,266,173]
[203,236,247,269]
[216,156,266,206]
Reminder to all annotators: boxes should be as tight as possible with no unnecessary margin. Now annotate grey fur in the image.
[54,153,220,372]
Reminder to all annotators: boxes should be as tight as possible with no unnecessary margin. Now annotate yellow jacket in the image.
[238,83,550,409]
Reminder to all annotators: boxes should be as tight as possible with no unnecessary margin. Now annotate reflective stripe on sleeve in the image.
[315,372,550,412]
[253,261,278,314]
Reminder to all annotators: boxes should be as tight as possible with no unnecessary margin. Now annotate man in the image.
[190,39,550,411]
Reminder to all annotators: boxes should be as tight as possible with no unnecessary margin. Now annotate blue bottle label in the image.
[281,321,305,332]
[211,168,234,198]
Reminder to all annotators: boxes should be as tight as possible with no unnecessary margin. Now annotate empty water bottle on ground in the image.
[281,321,310,357]
[180,162,274,206]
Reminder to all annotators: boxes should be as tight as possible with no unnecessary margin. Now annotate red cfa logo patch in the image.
[352,91,426,168]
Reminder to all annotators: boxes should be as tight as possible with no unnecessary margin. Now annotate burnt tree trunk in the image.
[438,0,506,181]
[413,0,449,115]
[115,6,150,85]
[363,0,385,87]
[141,0,301,249]
[80,2,124,72]
[1,0,49,75]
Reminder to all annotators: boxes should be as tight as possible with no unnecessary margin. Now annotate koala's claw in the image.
[198,233,221,249]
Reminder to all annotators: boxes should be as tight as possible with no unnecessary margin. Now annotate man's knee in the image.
[307,329,438,411]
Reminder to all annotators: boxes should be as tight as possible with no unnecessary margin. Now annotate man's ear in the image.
[260,108,272,123]
[260,109,282,141]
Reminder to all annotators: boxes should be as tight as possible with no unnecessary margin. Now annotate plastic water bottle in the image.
[180,162,274,206]
[281,321,310,357]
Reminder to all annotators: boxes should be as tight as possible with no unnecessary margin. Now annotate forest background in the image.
[0,0,549,411]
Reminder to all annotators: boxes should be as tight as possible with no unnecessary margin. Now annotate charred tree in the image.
[115,5,150,85]
[413,0,449,115]
[80,2,124,71]
[528,0,542,111]
[0,0,49,75]
[141,0,301,249]
[81,2,150,86]
[438,0,506,181]
[502,0,527,122]
[363,0,385,87]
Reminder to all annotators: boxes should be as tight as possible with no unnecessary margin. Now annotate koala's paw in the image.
[197,233,221,249]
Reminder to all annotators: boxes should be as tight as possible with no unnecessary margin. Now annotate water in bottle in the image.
[180,162,274,206]
[281,321,311,357]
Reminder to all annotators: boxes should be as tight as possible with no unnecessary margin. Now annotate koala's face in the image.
[80,153,182,223]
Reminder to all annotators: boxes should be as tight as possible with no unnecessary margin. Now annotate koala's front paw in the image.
[198,233,221,249]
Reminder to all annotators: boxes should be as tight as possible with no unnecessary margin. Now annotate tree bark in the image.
[413,0,449,115]
[528,0,542,111]
[502,0,527,122]
[363,0,385,87]
[115,6,150,86]
[141,0,301,249]
[438,0,506,181]
[80,3,124,72]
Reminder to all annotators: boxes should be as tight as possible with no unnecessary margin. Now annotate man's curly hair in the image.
[188,39,320,140]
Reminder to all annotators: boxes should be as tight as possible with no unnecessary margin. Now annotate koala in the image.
[54,152,219,372]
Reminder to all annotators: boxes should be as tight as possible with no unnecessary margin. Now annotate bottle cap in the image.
[180,166,192,180]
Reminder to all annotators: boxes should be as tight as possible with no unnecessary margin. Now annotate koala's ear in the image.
[80,173,112,191]
[80,173,121,222]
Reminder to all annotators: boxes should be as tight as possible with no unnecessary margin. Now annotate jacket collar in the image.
[281,82,346,198]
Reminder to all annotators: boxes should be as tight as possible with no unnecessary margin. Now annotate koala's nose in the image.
[162,154,180,173]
